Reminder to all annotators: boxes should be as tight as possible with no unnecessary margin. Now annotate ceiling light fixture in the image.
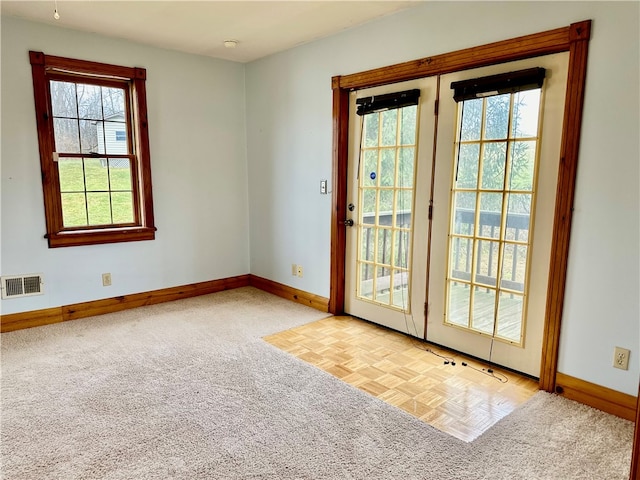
[223,40,238,49]
[53,0,60,19]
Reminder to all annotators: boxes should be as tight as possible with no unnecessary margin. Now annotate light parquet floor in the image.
[264,315,538,442]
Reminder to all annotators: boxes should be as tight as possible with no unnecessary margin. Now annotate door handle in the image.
[343,219,354,227]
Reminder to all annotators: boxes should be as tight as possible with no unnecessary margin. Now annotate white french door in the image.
[344,77,437,336]
[426,53,569,377]
[344,53,569,377]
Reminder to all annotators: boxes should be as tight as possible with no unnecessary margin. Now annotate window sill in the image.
[46,227,156,248]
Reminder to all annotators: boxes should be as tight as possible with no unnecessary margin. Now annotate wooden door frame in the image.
[329,20,591,393]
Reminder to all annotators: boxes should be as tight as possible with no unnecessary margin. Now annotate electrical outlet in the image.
[291,264,297,276]
[102,273,112,287]
[320,180,328,194]
[297,265,303,278]
[613,347,630,370]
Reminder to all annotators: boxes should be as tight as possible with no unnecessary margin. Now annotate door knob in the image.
[343,219,354,227]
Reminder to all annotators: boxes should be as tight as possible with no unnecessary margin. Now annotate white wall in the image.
[245,2,639,395]
[1,16,250,314]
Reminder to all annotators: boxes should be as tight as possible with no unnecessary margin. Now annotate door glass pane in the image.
[475,240,499,287]
[484,94,510,140]
[379,149,396,187]
[512,90,541,138]
[380,110,397,146]
[393,230,410,268]
[445,88,542,346]
[398,147,415,187]
[453,192,476,235]
[497,292,524,342]
[449,237,472,281]
[479,193,502,239]
[363,114,379,148]
[508,141,536,191]
[460,98,482,141]
[447,282,470,327]
[376,228,392,266]
[480,142,507,190]
[362,150,378,187]
[472,288,496,334]
[392,270,409,309]
[456,144,480,189]
[356,103,418,312]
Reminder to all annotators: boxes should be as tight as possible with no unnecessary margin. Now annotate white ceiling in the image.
[1,1,419,63]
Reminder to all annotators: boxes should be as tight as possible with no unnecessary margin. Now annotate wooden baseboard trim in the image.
[249,275,329,313]
[1,274,251,333]
[556,372,637,421]
[0,306,64,332]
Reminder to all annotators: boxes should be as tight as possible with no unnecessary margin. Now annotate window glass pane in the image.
[50,81,77,118]
[475,240,499,287]
[497,292,523,342]
[460,98,482,141]
[480,142,507,190]
[58,158,84,192]
[379,149,396,187]
[501,244,528,292]
[76,83,103,120]
[398,147,415,188]
[453,192,476,235]
[111,192,134,224]
[508,141,536,191]
[83,158,109,191]
[53,118,80,153]
[101,86,125,118]
[447,282,470,327]
[456,144,480,189]
[87,192,112,225]
[449,236,472,281]
[363,114,379,148]
[362,150,378,187]
[400,105,417,145]
[391,270,409,310]
[61,192,87,227]
[484,94,510,140]
[380,110,397,146]
[108,159,132,190]
[472,288,495,334]
[479,193,502,239]
[512,89,541,138]
[376,227,392,265]
[105,122,128,154]
[80,120,102,154]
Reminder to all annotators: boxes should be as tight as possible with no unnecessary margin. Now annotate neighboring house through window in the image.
[29,51,155,247]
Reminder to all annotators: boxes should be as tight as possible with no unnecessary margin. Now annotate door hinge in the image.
[434,99,439,116]
[428,204,433,220]
[424,302,428,319]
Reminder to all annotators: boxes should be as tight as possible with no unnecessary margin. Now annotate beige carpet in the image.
[1,287,633,479]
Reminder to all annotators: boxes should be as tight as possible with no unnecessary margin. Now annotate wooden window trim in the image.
[29,51,155,248]
[329,20,592,395]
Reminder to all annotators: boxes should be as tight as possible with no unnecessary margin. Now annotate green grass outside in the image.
[59,159,134,227]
